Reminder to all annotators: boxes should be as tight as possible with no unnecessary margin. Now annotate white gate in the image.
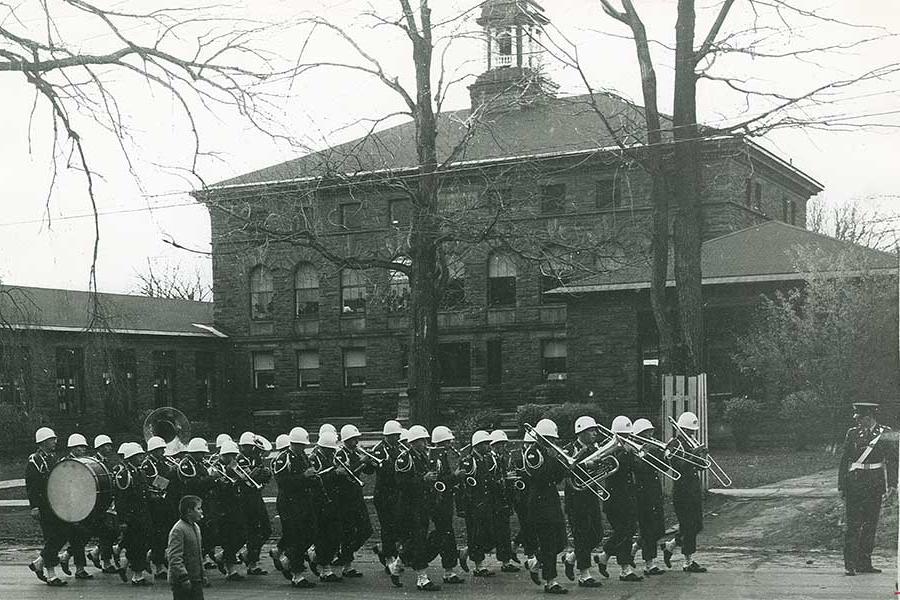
[661,373,708,493]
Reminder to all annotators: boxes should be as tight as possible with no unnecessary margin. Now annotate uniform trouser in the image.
[66,521,90,567]
[94,512,118,562]
[149,498,174,566]
[315,499,342,567]
[602,499,637,566]
[243,491,271,564]
[39,509,69,567]
[565,491,604,570]
[219,501,248,565]
[513,497,537,556]
[426,497,458,569]
[123,511,153,572]
[844,484,883,570]
[374,492,400,560]
[493,501,515,562]
[672,487,703,557]
[636,492,665,561]
[534,518,566,582]
[464,499,494,563]
[281,499,317,573]
[338,490,373,565]
[399,507,430,571]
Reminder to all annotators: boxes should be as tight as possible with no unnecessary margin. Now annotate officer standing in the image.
[838,402,897,576]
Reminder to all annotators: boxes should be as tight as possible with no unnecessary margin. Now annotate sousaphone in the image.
[143,406,191,454]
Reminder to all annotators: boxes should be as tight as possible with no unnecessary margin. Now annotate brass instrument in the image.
[571,435,621,492]
[143,407,191,457]
[596,424,681,482]
[209,462,239,485]
[164,456,182,469]
[356,446,385,468]
[668,417,732,488]
[233,461,264,490]
[522,423,612,501]
[333,452,364,487]
[634,432,708,470]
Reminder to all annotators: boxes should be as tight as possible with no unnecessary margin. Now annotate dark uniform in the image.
[308,445,343,576]
[395,445,432,572]
[492,446,517,566]
[632,444,666,566]
[333,445,373,570]
[459,446,497,570]
[839,422,896,573]
[522,443,567,584]
[26,448,69,571]
[669,439,704,559]
[141,453,176,572]
[425,446,460,571]
[114,459,153,576]
[371,440,402,565]
[599,447,638,571]
[212,458,248,570]
[508,448,536,558]
[236,451,272,569]
[89,450,120,571]
[563,439,604,573]
[272,446,318,577]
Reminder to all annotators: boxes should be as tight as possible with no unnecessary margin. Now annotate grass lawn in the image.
[708,446,840,489]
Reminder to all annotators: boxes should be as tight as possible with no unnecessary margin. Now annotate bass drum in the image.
[47,456,113,523]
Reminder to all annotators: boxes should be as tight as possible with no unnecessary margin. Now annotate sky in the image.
[0,0,898,296]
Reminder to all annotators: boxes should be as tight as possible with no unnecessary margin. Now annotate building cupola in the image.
[469,0,557,112]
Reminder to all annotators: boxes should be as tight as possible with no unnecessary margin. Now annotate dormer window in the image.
[498,28,512,55]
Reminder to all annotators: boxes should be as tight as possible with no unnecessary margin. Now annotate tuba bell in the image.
[143,406,191,456]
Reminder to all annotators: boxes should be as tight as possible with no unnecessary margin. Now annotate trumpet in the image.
[233,461,264,490]
[523,423,611,501]
[668,417,732,488]
[333,452,365,487]
[356,446,384,468]
[209,462,238,485]
[504,471,526,491]
[596,425,681,482]
[164,456,182,469]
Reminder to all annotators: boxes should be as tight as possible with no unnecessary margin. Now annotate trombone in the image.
[333,452,365,487]
[356,446,385,468]
[667,417,732,488]
[596,424,681,482]
[209,462,239,485]
[522,423,612,501]
[233,461,264,490]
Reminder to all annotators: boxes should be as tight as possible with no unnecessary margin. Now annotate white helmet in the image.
[275,434,290,451]
[123,442,145,460]
[489,430,509,445]
[340,424,361,441]
[35,427,56,444]
[611,416,634,435]
[431,425,455,445]
[146,436,167,452]
[383,420,403,436]
[471,430,491,447]
[574,416,599,435]
[117,442,129,456]
[219,440,239,456]
[632,418,654,436]
[289,427,310,445]
[319,424,337,437]
[239,431,255,446]
[407,425,430,443]
[317,431,340,449]
[67,433,88,448]
[523,431,536,443]
[165,441,186,456]
[215,433,233,448]
[535,418,559,439]
[677,411,700,431]
[187,438,208,453]
[93,434,113,449]
[399,428,410,443]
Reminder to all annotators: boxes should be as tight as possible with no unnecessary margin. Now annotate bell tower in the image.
[469,0,557,112]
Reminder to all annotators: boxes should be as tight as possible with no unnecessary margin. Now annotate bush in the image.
[451,409,503,444]
[723,396,764,451]
[780,390,824,450]
[0,405,51,456]
[517,402,609,442]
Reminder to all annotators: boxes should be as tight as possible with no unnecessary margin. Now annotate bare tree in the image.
[133,259,211,301]
[807,196,899,252]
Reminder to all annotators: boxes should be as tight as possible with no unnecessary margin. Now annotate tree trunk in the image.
[672,0,704,374]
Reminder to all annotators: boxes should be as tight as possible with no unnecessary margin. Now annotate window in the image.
[294,263,319,319]
[297,350,320,389]
[790,201,797,226]
[595,178,622,208]
[0,346,30,406]
[152,350,176,407]
[389,199,412,228]
[486,340,502,385]
[249,265,274,321]
[541,340,567,381]
[498,28,513,55]
[398,341,409,386]
[252,351,276,391]
[744,178,752,206]
[441,257,466,309]
[438,342,471,387]
[387,258,411,312]
[102,349,136,394]
[195,352,215,410]
[340,270,367,314]
[540,183,567,214]
[487,253,517,307]
[781,197,789,221]
[754,182,763,211]
[343,348,367,387]
[340,202,363,230]
[56,347,84,412]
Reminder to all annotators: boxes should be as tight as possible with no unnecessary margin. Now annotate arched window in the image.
[294,263,319,319]
[487,253,517,307]
[340,270,367,314]
[249,265,274,321]
[387,257,411,312]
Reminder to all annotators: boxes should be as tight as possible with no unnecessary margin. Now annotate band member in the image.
[57,433,95,581]
[143,435,176,580]
[87,434,121,574]
[488,430,520,573]
[308,429,344,582]
[26,426,68,586]
[213,441,248,581]
[371,420,403,574]
[628,418,666,576]
[662,411,708,573]
[394,424,441,590]
[116,442,154,585]
[839,402,897,576]
[594,416,642,582]
[458,430,498,577]
[269,433,291,576]
[427,426,465,584]
[335,424,374,578]
[237,431,272,576]
[522,419,568,594]
[510,431,536,566]
[272,426,318,588]
[561,416,604,587]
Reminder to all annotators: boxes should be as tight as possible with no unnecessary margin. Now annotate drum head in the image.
[47,459,98,523]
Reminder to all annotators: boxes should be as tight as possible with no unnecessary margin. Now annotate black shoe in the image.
[473,567,494,577]
[458,548,469,572]
[292,578,317,588]
[845,568,856,576]
[117,567,128,583]
[577,577,602,588]
[269,549,283,572]
[501,563,521,573]
[683,562,707,573]
[593,556,609,579]
[203,559,217,570]
[319,572,342,583]
[858,566,882,574]
[87,550,102,570]
[342,568,363,578]
[544,582,568,594]
[28,561,47,582]
[527,559,542,586]
[308,561,320,577]
[562,555,574,581]
[59,555,71,576]
[372,545,385,566]
[247,566,268,575]
[390,573,403,588]
[75,570,94,580]
[215,556,226,576]
[661,544,673,569]
[619,572,643,582]
[511,555,521,564]
[46,577,68,587]
[131,578,150,586]
[645,566,666,576]
[153,571,167,580]
[281,567,292,581]
[102,565,118,575]
[225,572,246,581]
[416,580,441,591]
[443,573,465,584]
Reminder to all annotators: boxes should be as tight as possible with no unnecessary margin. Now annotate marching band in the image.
[24,409,721,593]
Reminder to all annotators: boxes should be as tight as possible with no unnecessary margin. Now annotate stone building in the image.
[199,0,826,432]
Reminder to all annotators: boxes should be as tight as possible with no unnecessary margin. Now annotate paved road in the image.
[0,550,894,600]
